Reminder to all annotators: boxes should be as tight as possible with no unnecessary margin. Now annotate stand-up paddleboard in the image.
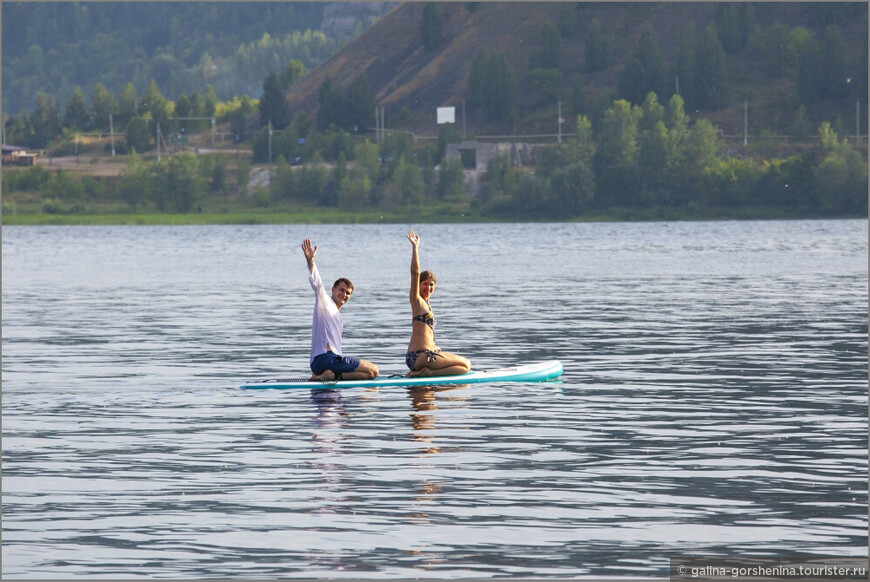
[240,360,563,390]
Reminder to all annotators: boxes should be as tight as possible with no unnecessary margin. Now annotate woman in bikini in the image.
[405,230,472,377]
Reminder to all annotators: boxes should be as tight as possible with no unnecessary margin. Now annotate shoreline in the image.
[2,207,863,226]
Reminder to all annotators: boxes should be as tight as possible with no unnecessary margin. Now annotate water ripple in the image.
[2,221,866,578]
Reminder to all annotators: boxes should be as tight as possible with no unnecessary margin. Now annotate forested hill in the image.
[1,2,394,115]
[284,2,867,138]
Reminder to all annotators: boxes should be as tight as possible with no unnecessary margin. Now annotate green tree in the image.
[568,74,586,115]
[675,24,729,111]
[790,105,814,141]
[567,115,596,165]
[158,153,205,212]
[718,4,742,53]
[695,25,729,110]
[300,154,329,205]
[227,95,256,141]
[675,22,699,109]
[381,132,415,166]
[90,82,117,131]
[718,3,758,55]
[354,139,381,183]
[639,92,665,133]
[750,23,794,77]
[64,88,90,130]
[116,151,152,210]
[203,85,218,118]
[237,155,251,197]
[140,79,171,131]
[259,71,287,129]
[703,157,762,208]
[594,99,641,207]
[117,83,140,129]
[345,74,375,133]
[46,170,85,201]
[665,94,690,144]
[532,21,563,70]
[618,25,669,105]
[210,154,228,194]
[468,48,517,123]
[125,115,151,153]
[280,60,306,90]
[547,161,595,214]
[270,155,296,200]
[530,68,564,103]
[637,93,673,206]
[30,92,61,148]
[814,122,868,214]
[316,76,346,131]
[584,19,613,73]
[396,155,424,205]
[557,3,576,38]
[797,26,848,104]
[638,119,672,206]
[289,111,313,146]
[175,94,192,122]
[338,173,371,210]
[674,119,719,206]
[436,156,466,201]
[818,25,849,100]
[420,3,444,51]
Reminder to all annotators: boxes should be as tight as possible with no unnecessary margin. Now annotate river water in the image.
[2,220,867,578]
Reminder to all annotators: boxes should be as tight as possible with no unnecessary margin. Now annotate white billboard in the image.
[437,107,456,124]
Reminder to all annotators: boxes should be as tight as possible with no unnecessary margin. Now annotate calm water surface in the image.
[2,221,867,578]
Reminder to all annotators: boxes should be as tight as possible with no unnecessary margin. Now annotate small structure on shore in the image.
[445,141,532,172]
[2,144,38,166]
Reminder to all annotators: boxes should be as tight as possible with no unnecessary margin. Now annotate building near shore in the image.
[2,144,38,166]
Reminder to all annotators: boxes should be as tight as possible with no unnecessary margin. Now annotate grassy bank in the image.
[2,203,849,226]
[2,201,486,226]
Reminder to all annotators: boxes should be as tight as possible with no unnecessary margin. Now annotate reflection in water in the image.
[407,384,469,453]
[406,385,469,525]
[310,388,349,434]
[308,389,348,514]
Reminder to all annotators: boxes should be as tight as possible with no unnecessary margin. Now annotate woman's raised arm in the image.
[407,230,421,301]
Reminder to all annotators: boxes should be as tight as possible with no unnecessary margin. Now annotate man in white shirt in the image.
[302,239,379,382]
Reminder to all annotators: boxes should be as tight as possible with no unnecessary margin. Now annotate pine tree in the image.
[420,3,443,51]
[259,71,287,129]
[617,26,669,105]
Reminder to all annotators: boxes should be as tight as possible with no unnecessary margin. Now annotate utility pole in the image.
[268,119,273,164]
[375,107,380,144]
[558,98,563,144]
[157,122,161,163]
[109,113,115,157]
[743,98,748,156]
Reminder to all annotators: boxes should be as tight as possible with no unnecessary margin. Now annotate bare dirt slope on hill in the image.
[281,2,866,137]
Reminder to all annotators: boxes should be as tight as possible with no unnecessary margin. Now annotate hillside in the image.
[0,2,395,114]
[282,2,868,138]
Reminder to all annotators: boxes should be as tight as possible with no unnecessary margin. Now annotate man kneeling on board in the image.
[302,238,379,382]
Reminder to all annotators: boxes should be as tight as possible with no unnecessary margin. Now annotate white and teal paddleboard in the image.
[240,360,563,390]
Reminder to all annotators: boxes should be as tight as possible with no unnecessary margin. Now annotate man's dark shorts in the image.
[311,351,360,375]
